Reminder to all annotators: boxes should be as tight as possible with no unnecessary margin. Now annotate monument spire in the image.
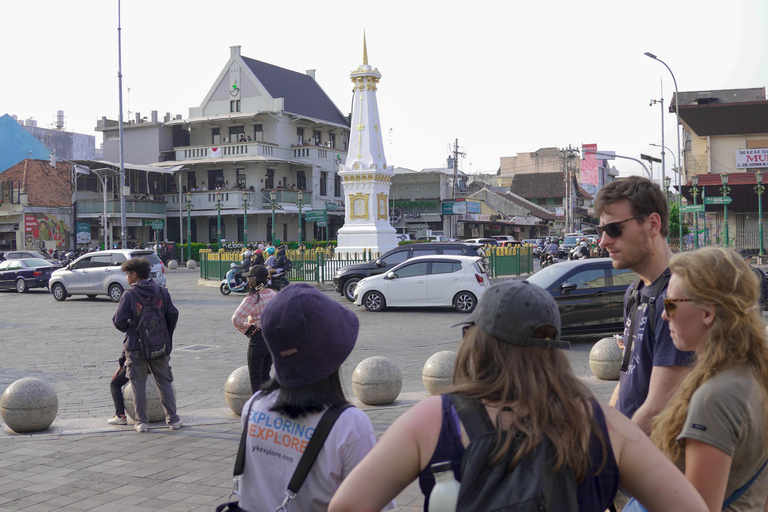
[335,35,397,257]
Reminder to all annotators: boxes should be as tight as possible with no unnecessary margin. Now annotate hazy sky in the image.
[3,0,767,180]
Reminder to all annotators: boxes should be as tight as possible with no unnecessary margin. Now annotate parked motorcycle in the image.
[220,263,249,295]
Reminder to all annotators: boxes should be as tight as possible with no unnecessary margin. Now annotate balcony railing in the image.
[166,188,320,212]
[174,141,344,166]
[76,199,166,215]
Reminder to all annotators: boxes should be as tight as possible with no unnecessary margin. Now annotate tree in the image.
[668,201,690,239]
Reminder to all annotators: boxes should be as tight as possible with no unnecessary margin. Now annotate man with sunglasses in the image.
[594,176,693,435]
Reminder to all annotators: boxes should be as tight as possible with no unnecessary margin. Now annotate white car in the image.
[49,249,166,302]
[353,255,487,313]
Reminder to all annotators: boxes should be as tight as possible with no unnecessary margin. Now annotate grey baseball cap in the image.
[454,280,570,349]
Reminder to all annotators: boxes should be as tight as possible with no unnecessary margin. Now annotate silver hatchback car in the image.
[49,249,166,302]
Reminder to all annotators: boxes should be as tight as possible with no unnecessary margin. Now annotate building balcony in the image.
[76,199,166,216]
[174,141,344,168]
[165,187,322,213]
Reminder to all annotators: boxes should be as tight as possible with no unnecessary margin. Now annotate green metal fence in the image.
[200,246,534,283]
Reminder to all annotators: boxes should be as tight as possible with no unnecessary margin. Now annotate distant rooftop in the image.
[672,87,766,111]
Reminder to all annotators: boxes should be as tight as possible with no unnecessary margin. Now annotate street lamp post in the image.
[645,52,683,249]
[663,176,672,243]
[270,190,277,244]
[215,190,223,251]
[297,191,304,244]
[756,170,765,256]
[185,193,193,262]
[241,191,250,246]
[720,173,730,248]
[691,174,699,249]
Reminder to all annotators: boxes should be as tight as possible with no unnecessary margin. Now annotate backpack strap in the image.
[722,459,767,509]
[447,394,495,440]
[621,269,671,372]
[286,403,353,494]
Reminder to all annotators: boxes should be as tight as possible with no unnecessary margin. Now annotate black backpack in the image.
[279,255,293,273]
[621,268,671,372]
[135,293,172,360]
[447,394,579,512]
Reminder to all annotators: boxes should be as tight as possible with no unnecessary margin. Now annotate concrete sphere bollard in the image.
[168,260,179,270]
[225,366,253,415]
[123,378,174,423]
[589,336,623,380]
[0,377,58,433]
[422,351,456,395]
[186,260,197,270]
[351,357,402,406]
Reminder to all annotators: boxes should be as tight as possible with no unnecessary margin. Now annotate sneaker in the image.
[107,415,127,425]
[169,420,183,430]
[135,423,148,433]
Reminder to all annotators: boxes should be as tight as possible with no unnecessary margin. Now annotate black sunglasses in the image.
[596,214,650,238]
[663,298,693,318]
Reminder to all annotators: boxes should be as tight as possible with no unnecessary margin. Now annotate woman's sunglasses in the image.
[596,214,650,238]
[663,298,693,317]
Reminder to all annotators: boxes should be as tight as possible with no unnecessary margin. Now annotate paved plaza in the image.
[0,268,615,511]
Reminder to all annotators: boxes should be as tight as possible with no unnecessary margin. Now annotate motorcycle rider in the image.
[543,238,559,266]
[252,249,265,266]
[576,241,591,259]
[233,250,253,287]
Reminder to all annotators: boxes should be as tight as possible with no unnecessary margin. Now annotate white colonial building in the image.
[157,46,350,245]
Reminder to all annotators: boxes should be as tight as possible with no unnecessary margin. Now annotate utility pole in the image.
[451,139,464,239]
[562,146,580,233]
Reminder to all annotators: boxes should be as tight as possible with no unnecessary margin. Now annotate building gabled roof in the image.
[509,172,565,199]
[241,57,349,127]
[0,159,71,207]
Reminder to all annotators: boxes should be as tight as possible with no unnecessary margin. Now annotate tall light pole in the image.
[117,0,127,248]
[297,190,304,244]
[720,173,730,247]
[663,176,672,244]
[241,191,250,246]
[650,85,666,184]
[645,52,683,249]
[756,170,765,256]
[185,193,193,261]
[691,174,699,249]
[270,190,277,244]
[215,190,223,251]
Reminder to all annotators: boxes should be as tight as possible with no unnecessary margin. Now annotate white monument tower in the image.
[335,36,397,256]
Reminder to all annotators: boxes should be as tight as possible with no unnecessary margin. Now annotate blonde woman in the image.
[652,247,768,511]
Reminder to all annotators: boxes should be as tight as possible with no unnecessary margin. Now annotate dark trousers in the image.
[110,367,129,416]
[125,352,179,425]
[247,330,273,394]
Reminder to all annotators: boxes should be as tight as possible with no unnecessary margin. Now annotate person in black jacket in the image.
[112,257,181,433]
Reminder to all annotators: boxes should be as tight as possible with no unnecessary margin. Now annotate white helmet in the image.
[580,241,587,247]
[243,250,253,258]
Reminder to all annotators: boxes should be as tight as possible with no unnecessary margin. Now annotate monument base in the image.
[335,225,398,257]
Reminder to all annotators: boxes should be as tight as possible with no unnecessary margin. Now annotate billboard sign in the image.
[581,143,599,186]
[441,201,467,215]
[736,148,768,168]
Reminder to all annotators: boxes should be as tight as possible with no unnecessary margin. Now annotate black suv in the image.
[334,242,486,301]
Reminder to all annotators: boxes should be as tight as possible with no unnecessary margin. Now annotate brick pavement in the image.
[0,268,615,511]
